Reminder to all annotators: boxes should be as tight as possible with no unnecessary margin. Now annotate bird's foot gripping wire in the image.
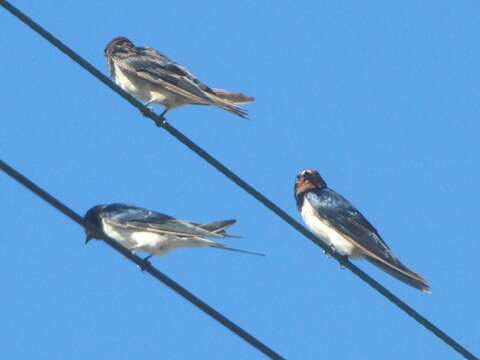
[138,255,152,272]
[323,244,336,259]
[338,255,349,270]
[153,109,169,127]
[140,105,154,118]
[139,106,167,127]
[153,115,166,127]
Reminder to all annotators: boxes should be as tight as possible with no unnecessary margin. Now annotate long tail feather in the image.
[211,88,255,105]
[211,99,250,119]
[202,89,252,119]
[209,243,265,257]
[366,257,431,293]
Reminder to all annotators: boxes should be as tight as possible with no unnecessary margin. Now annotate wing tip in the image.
[201,219,237,235]
[417,279,432,294]
[421,286,432,294]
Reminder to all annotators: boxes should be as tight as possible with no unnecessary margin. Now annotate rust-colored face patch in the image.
[295,169,327,196]
[295,178,318,196]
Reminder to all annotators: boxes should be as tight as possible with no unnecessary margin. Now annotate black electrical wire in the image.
[0,159,285,360]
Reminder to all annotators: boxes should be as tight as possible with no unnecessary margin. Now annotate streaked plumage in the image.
[84,203,264,257]
[294,169,430,293]
[104,37,254,119]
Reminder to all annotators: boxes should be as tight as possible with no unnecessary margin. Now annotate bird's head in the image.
[104,36,134,57]
[294,169,327,198]
[104,36,134,74]
[83,205,106,244]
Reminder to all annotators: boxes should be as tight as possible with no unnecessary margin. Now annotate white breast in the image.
[101,220,138,249]
[114,64,154,102]
[113,64,187,108]
[130,232,211,256]
[102,218,212,257]
[301,199,356,256]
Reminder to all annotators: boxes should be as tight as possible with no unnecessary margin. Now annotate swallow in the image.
[84,203,264,259]
[104,37,254,120]
[294,169,430,293]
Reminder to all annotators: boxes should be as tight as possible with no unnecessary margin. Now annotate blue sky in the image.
[1,1,479,359]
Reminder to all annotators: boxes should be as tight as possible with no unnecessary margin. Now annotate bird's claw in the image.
[138,259,151,272]
[136,255,152,272]
[153,108,169,127]
[338,255,349,270]
[140,106,154,118]
[153,115,166,127]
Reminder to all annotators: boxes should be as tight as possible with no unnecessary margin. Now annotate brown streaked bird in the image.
[294,169,430,293]
[104,36,254,120]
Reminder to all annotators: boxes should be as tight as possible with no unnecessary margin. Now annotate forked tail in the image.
[205,89,254,119]
[209,243,265,256]
[366,257,431,293]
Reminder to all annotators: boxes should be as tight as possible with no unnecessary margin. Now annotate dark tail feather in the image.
[200,219,236,233]
[209,243,265,257]
[211,88,255,105]
[200,219,241,238]
[215,101,250,119]
[366,257,431,293]
[207,88,252,119]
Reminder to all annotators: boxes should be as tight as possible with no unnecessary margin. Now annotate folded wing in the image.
[113,47,249,118]
[305,190,430,292]
[101,204,227,238]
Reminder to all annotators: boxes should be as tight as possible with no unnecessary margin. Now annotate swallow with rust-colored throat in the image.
[295,169,430,293]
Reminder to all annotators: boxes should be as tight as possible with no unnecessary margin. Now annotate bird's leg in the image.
[143,254,153,262]
[159,108,169,118]
[323,244,336,258]
[139,101,167,127]
[153,109,168,127]
[127,245,151,271]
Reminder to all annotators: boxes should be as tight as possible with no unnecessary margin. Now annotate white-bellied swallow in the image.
[84,203,264,260]
[294,169,430,293]
[104,37,254,120]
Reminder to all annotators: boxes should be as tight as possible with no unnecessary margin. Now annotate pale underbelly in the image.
[301,200,359,257]
[114,66,190,108]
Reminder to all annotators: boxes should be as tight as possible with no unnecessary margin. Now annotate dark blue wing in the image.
[102,203,172,222]
[101,204,222,238]
[305,189,394,259]
[305,190,431,292]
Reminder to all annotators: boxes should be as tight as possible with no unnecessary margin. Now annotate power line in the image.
[0,159,284,360]
[1,2,477,359]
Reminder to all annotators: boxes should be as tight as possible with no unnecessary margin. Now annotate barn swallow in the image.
[84,203,264,259]
[104,37,254,120]
[294,169,430,293]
